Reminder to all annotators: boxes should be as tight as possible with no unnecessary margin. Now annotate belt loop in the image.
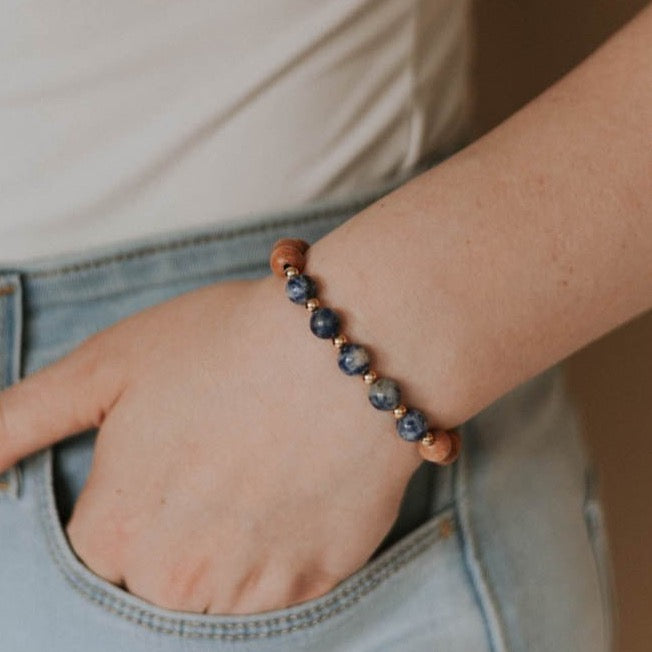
[0,274,23,499]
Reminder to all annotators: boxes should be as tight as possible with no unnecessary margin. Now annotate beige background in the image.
[471,1,651,650]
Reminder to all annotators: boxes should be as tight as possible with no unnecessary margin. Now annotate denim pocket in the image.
[583,464,616,651]
[32,446,491,651]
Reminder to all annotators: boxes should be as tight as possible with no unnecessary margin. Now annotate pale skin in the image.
[0,4,650,615]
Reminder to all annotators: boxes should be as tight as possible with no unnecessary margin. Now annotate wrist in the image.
[300,220,476,430]
[253,272,423,480]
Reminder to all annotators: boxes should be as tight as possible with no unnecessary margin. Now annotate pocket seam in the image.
[37,449,456,641]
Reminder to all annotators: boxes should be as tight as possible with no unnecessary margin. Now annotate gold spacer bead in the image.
[306,298,320,312]
[363,371,377,384]
[418,430,455,465]
[421,432,435,447]
[284,266,299,278]
[333,334,348,349]
[393,404,407,419]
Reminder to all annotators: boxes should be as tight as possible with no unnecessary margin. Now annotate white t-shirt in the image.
[0,0,472,263]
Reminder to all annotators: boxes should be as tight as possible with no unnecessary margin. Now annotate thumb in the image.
[0,333,125,472]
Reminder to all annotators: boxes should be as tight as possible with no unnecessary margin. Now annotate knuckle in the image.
[145,557,211,612]
[303,574,338,601]
[228,587,292,615]
[218,566,337,615]
[290,568,339,604]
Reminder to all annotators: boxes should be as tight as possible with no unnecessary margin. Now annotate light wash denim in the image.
[0,172,614,651]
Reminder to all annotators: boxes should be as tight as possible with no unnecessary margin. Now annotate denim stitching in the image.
[36,449,454,640]
[27,186,402,281]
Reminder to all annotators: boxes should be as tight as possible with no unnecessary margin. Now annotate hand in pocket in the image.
[0,275,421,614]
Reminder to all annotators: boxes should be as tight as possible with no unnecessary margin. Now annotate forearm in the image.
[290,4,652,429]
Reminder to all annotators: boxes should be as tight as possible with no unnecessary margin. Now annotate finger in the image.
[122,548,215,614]
[206,564,335,615]
[0,333,125,472]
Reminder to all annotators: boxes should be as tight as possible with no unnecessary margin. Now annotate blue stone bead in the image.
[368,377,401,410]
[285,274,317,304]
[396,409,429,442]
[337,343,371,376]
[309,307,341,339]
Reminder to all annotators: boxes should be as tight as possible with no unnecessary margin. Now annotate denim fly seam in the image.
[455,418,510,652]
[0,275,23,499]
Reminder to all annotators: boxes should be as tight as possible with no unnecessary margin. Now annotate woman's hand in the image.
[0,274,421,615]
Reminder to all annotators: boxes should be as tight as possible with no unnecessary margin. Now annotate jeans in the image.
[0,174,614,651]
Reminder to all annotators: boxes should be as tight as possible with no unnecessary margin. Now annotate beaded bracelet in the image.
[269,238,461,466]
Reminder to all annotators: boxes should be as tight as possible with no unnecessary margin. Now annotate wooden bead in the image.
[290,238,310,254]
[418,430,453,464]
[270,244,306,278]
[440,431,461,466]
[271,238,310,255]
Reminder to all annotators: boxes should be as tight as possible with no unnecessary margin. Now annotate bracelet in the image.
[269,238,461,466]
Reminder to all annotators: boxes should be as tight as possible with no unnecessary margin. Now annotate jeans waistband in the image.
[4,149,453,311]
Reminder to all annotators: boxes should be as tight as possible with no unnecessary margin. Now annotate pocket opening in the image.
[37,447,457,640]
